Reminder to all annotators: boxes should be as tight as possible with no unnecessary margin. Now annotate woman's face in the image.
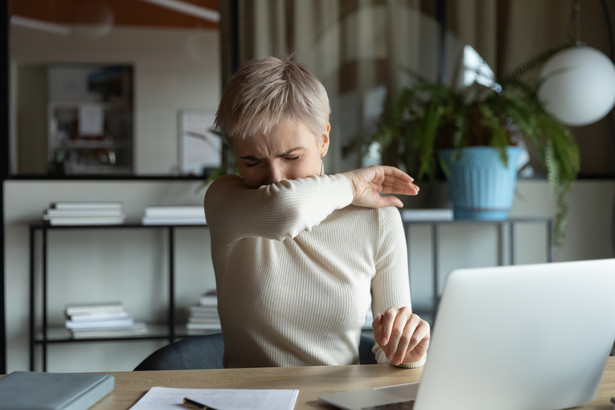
[232,118,330,188]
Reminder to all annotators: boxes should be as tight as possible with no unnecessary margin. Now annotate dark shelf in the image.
[33,324,221,344]
[29,223,211,371]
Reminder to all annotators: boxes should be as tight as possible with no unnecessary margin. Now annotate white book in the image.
[65,318,135,330]
[51,202,123,211]
[144,206,204,217]
[67,311,130,322]
[199,295,217,307]
[70,323,147,339]
[46,216,126,225]
[188,316,220,324]
[65,302,125,316]
[400,208,454,221]
[189,306,218,315]
[44,209,124,218]
[188,320,221,327]
[186,322,222,330]
[188,312,220,320]
[141,216,206,225]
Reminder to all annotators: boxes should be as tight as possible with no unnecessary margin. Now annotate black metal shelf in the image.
[28,222,209,371]
[31,324,220,344]
[402,216,554,321]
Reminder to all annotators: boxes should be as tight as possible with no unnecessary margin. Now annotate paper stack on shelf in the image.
[43,202,125,225]
[65,302,146,338]
[142,205,206,225]
[362,309,374,330]
[400,208,454,222]
[186,290,221,331]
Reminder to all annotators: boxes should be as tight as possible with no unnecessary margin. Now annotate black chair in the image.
[359,334,378,364]
[134,333,377,370]
[134,333,225,370]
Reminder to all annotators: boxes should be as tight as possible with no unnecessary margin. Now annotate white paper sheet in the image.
[130,386,299,410]
[79,103,104,136]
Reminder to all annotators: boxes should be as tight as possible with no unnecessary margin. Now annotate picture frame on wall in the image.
[178,110,222,176]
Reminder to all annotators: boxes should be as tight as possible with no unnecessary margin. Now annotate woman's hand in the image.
[341,166,419,208]
[372,306,430,365]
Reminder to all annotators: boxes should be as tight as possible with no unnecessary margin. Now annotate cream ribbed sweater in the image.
[204,173,411,367]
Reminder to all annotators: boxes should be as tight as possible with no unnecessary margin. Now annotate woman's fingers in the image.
[343,166,420,208]
[373,307,430,365]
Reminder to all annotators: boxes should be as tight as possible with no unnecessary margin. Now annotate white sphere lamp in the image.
[538,45,615,126]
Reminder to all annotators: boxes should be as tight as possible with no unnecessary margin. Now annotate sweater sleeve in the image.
[204,173,354,244]
[369,207,416,366]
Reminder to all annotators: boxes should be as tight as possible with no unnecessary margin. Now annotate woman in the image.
[204,56,430,368]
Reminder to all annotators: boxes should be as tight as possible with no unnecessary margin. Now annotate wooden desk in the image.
[95,357,615,409]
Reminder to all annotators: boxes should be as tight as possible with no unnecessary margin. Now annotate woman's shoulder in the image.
[204,174,244,207]
[205,174,243,194]
[341,205,402,224]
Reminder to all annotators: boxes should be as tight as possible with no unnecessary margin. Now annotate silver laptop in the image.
[320,258,615,410]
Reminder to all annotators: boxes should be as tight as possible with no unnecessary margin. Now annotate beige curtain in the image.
[221,0,615,176]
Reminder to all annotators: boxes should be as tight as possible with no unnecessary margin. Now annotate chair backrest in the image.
[359,334,377,364]
[134,332,377,370]
[134,333,224,371]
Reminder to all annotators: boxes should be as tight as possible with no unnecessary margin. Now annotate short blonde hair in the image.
[215,56,330,140]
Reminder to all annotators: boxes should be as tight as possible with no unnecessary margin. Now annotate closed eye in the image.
[284,156,300,161]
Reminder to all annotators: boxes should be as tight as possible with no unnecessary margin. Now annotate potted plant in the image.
[372,48,580,246]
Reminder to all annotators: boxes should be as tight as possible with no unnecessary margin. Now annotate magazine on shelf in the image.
[65,318,135,330]
[186,290,220,331]
[199,293,217,306]
[400,208,454,221]
[50,202,123,211]
[70,323,148,339]
[67,311,130,322]
[142,205,206,225]
[44,216,126,226]
[186,322,221,330]
[65,302,126,317]
[44,202,126,226]
[189,306,218,317]
[144,206,204,217]
[65,302,140,332]
[44,209,124,218]
[141,216,206,225]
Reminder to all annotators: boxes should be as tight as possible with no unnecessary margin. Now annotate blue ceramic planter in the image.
[438,146,523,220]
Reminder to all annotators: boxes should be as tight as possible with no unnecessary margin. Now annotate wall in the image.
[4,180,215,372]
[10,26,220,175]
[4,178,614,372]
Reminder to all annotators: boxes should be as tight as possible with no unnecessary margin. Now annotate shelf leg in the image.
[432,224,439,321]
[168,227,175,343]
[42,228,48,372]
[29,227,35,371]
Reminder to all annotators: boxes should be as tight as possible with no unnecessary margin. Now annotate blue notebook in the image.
[0,371,114,409]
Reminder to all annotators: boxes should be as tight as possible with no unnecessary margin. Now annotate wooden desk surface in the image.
[95,356,615,409]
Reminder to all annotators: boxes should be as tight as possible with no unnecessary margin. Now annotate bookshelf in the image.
[28,223,217,372]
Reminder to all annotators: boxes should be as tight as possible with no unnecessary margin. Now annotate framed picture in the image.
[178,110,222,176]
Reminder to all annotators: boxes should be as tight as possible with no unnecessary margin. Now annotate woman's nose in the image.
[266,163,285,184]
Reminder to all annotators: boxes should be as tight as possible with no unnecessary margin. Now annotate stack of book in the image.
[186,291,221,331]
[43,202,125,225]
[363,309,374,330]
[142,205,206,225]
[400,208,454,222]
[65,302,146,338]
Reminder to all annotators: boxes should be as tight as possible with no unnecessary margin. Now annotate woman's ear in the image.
[319,123,331,158]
